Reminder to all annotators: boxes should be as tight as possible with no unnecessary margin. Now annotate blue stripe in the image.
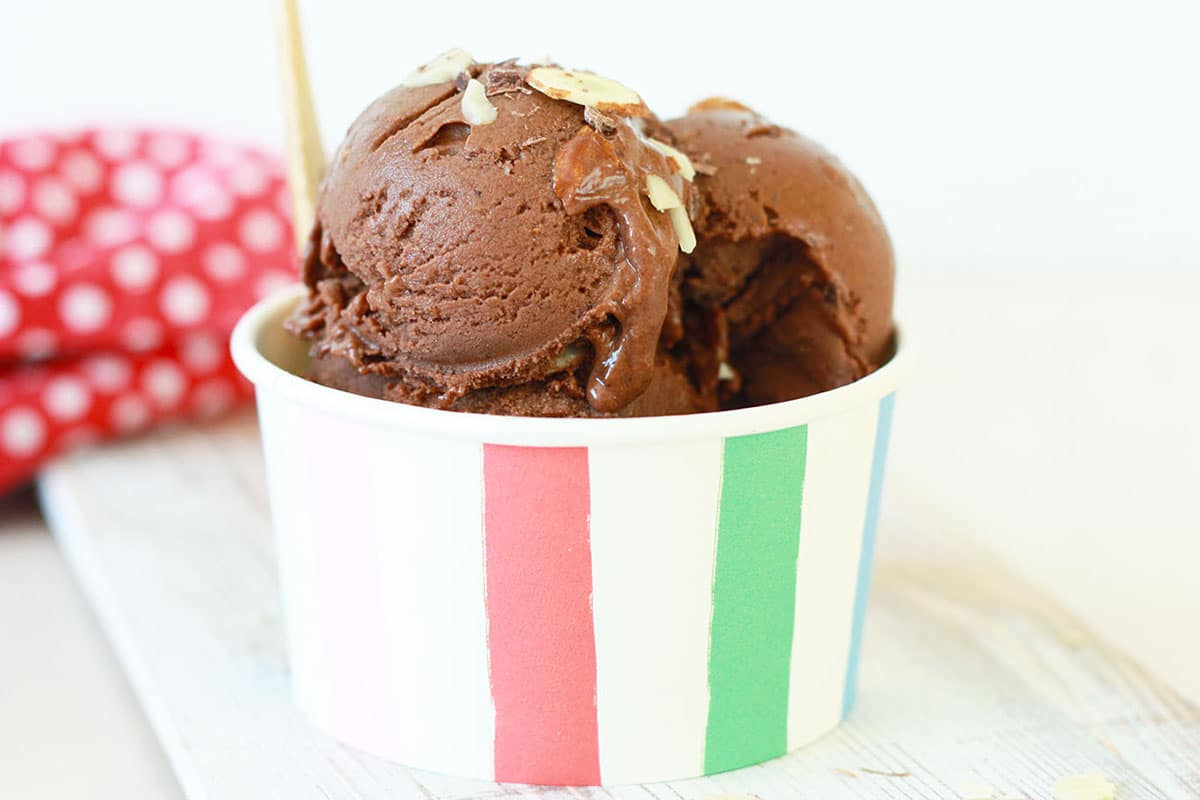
[841,392,896,716]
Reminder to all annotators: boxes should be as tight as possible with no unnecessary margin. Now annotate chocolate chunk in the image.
[485,67,526,96]
[453,71,471,92]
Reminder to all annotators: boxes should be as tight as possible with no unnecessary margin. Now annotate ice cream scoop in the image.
[288,56,704,416]
[288,58,895,418]
[668,99,895,406]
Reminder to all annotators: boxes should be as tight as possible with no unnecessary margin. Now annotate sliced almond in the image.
[689,96,754,113]
[584,106,618,135]
[1052,773,1115,800]
[403,49,475,87]
[526,66,649,116]
[548,343,586,371]
[668,206,696,253]
[644,175,695,252]
[461,79,498,125]
[646,138,696,181]
[645,174,683,212]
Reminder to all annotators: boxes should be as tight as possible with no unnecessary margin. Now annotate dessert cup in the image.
[231,285,907,786]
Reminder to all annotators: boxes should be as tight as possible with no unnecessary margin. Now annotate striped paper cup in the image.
[232,286,906,786]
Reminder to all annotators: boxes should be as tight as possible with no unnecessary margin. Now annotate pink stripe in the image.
[308,412,398,756]
[483,445,600,785]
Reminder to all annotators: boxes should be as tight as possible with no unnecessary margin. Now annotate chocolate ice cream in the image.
[289,54,705,416]
[288,53,894,417]
[669,99,895,407]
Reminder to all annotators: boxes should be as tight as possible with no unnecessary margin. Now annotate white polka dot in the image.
[93,129,139,161]
[44,376,91,422]
[82,355,132,393]
[8,138,56,171]
[0,290,19,337]
[192,378,236,418]
[146,208,196,253]
[59,283,113,332]
[110,161,165,208]
[147,134,191,169]
[121,317,165,352]
[110,245,159,291]
[160,277,211,325]
[0,170,26,214]
[12,262,56,297]
[201,141,242,167]
[1,407,45,457]
[85,207,139,246]
[180,333,224,373]
[239,208,285,252]
[171,167,234,220]
[60,150,105,193]
[201,242,246,282]
[4,216,52,260]
[110,393,151,432]
[254,270,294,299]
[16,328,57,360]
[32,176,78,224]
[198,194,234,221]
[142,359,187,407]
[227,161,270,196]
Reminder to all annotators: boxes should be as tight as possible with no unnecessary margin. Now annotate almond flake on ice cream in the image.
[645,174,683,211]
[645,175,696,253]
[403,49,475,87]
[583,106,618,135]
[647,138,696,181]
[461,79,498,125]
[689,96,755,113]
[668,207,696,253]
[525,67,649,117]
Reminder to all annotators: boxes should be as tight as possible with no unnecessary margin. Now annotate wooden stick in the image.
[272,0,326,253]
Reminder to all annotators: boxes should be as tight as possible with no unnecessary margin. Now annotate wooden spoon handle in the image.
[273,0,326,253]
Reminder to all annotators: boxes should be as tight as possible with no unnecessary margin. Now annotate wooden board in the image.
[37,412,1200,800]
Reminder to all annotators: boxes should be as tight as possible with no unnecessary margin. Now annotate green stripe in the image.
[704,425,807,774]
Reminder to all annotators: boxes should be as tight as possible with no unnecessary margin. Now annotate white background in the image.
[3,0,1198,279]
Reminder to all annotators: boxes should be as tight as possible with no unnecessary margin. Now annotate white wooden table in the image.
[8,281,1200,799]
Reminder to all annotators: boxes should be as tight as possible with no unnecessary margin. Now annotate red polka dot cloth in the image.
[0,129,296,495]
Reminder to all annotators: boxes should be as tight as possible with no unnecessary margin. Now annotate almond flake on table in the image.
[1052,773,1116,800]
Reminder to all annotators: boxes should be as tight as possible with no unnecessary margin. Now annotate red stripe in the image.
[483,445,600,785]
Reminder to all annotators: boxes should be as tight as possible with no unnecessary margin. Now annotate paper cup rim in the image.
[232,285,909,446]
